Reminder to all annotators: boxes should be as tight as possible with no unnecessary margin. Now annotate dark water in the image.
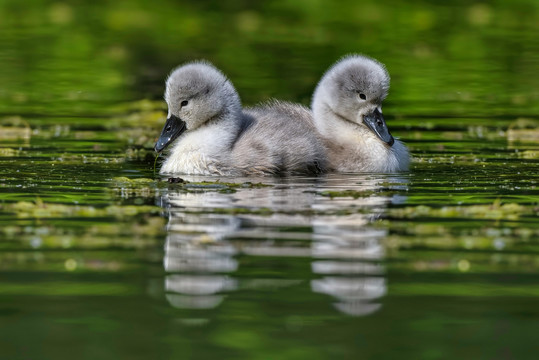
[1,1,538,359]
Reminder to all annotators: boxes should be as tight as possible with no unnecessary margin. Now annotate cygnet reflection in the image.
[158,174,408,316]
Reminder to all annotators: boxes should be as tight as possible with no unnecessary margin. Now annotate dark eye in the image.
[181,100,188,107]
[359,93,367,100]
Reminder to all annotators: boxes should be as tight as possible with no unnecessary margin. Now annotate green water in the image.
[1,1,538,359]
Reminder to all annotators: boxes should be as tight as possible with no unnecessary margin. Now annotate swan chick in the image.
[311,55,410,173]
[155,61,327,176]
[155,61,243,175]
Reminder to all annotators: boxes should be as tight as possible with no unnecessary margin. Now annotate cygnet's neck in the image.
[312,96,363,145]
[312,81,331,137]
[312,101,409,173]
[186,109,242,152]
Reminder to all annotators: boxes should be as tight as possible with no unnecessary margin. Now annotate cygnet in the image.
[155,61,327,176]
[311,55,410,173]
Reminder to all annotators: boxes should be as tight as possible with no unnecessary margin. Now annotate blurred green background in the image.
[1,0,537,117]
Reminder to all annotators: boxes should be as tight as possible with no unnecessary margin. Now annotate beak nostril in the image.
[156,115,186,153]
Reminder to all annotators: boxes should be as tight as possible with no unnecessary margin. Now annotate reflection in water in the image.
[161,190,240,309]
[311,215,387,316]
[158,175,407,316]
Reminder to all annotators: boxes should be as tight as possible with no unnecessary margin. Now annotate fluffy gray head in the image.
[312,54,390,122]
[164,61,241,130]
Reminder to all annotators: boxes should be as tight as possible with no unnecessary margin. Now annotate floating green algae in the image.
[1,198,161,219]
[0,116,31,140]
[312,189,376,199]
[388,200,532,221]
[507,118,539,143]
[0,148,21,157]
[110,177,273,198]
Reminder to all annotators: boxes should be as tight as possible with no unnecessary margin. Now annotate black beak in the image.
[154,115,187,153]
[363,109,394,146]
